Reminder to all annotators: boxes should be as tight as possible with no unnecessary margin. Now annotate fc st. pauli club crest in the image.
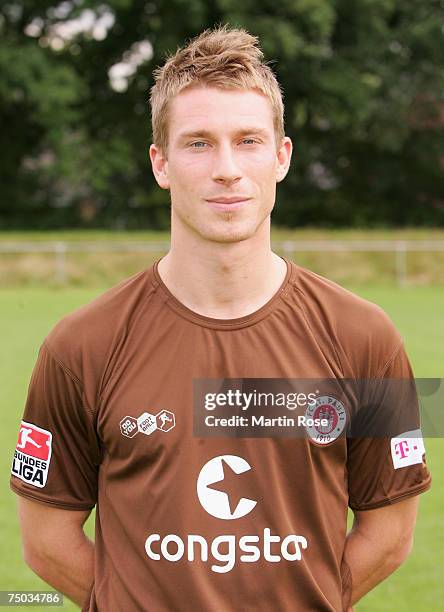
[304,395,347,445]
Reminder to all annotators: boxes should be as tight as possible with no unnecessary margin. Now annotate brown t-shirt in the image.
[10,258,431,611]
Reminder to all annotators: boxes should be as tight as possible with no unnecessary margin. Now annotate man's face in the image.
[150,86,292,244]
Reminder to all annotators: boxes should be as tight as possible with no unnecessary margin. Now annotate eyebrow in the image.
[176,127,270,143]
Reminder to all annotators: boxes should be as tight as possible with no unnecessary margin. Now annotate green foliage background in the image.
[1,0,443,229]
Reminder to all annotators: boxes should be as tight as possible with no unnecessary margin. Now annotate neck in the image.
[157,219,287,319]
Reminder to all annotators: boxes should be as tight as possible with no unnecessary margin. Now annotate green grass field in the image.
[1,278,443,610]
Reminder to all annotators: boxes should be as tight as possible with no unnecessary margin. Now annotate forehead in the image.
[168,86,274,140]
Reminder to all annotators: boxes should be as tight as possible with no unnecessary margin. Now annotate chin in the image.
[197,223,259,244]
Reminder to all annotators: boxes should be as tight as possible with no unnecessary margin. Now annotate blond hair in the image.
[149,24,285,155]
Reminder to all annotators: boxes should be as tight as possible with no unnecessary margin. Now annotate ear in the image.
[149,144,170,189]
[276,136,293,183]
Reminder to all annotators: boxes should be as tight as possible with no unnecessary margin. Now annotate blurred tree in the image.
[0,0,443,228]
[0,1,86,226]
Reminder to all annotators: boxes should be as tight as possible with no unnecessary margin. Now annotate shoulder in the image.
[288,263,403,377]
[44,266,154,386]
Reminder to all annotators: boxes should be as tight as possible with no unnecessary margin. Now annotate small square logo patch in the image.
[391,429,425,470]
[11,421,52,488]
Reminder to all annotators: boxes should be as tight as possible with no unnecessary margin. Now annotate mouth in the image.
[205,197,252,212]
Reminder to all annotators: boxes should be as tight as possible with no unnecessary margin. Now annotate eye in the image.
[241,138,259,146]
[189,142,208,148]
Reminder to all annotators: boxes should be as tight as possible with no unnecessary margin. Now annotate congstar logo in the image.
[197,454,257,519]
[144,455,308,573]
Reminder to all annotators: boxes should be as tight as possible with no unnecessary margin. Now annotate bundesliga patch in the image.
[11,421,52,488]
[391,429,425,470]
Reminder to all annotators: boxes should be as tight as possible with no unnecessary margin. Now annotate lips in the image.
[205,196,252,212]
[206,196,252,204]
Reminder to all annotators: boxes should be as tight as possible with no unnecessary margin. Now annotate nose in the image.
[211,143,242,184]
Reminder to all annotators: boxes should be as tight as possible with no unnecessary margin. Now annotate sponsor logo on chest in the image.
[144,454,309,573]
[120,409,176,439]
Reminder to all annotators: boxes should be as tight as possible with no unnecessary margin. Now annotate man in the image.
[11,25,431,611]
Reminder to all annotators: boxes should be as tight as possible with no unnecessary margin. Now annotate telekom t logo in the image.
[391,430,425,470]
[394,440,410,459]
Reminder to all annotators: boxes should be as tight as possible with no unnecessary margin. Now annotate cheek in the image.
[169,161,204,191]
[175,154,210,174]
[250,162,278,192]
[173,161,210,196]
[244,150,278,175]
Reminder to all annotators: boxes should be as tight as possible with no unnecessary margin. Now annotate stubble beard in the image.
[171,196,272,246]
[186,212,267,245]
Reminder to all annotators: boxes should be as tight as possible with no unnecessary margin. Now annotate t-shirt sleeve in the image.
[347,341,432,511]
[10,340,100,510]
